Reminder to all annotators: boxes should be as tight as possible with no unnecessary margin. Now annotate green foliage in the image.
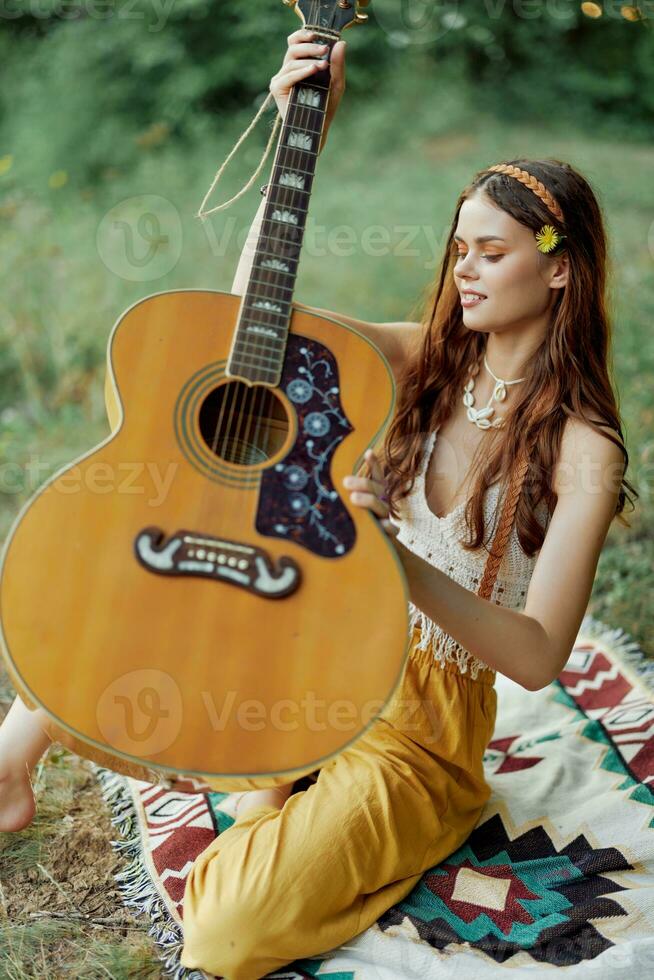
[440,0,654,131]
[0,0,651,186]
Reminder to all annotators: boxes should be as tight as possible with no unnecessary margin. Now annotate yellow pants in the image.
[180,626,497,979]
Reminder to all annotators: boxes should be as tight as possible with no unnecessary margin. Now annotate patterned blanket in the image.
[95,615,654,979]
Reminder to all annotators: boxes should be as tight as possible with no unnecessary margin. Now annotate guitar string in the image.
[243,4,331,465]
[240,24,327,465]
[215,58,317,465]
[251,12,333,465]
[259,12,335,463]
[237,2,329,465]
[231,78,316,465]
[211,21,332,470]
[257,31,333,464]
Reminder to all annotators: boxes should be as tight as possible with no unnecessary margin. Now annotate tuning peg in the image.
[282,0,296,7]
[355,11,369,22]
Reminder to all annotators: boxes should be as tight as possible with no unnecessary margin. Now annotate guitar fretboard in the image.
[227,36,338,386]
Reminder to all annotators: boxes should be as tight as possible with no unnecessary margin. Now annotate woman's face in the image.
[452,190,567,335]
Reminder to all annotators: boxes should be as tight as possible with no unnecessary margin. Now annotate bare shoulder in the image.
[388,320,424,362]
[552,408,626,500]
[357,319,424,379]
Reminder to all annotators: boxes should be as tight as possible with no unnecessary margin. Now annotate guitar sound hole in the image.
[198,381,290,465]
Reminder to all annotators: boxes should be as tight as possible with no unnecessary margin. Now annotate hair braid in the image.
[487,163,565,224]
[476,452,531,601]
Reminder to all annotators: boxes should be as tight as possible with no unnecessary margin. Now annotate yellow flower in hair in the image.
[535,224,564,253]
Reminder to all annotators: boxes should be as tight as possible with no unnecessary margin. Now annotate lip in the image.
[460,290,487,308]
[459,289,487,298]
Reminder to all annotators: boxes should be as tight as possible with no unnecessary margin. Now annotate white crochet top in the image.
[391,429,551,679]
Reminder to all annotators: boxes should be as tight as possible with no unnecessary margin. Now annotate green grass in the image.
[0,920,159,979]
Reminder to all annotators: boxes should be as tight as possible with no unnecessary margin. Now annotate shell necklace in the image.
[463,355,526,430]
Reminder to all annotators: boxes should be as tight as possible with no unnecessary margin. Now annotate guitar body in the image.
[0,290,409,791]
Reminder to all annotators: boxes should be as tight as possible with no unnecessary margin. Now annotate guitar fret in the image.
[239,322,287,343]
[284,120,323,138]
[273,179,309,196]
[245,326,286,343]
[257,248,299,265]
[255,267,296,283]
[236,319,286,346]
[285,105,324,126]
[259,220,305,238]
[269,162,316,180]
[246,311,290,325]
[291,85,327,103]
[259,232,305,249]
[233,341,282,366]
[292,75,329,91]
[249,295,289,308]
[248,277,294,293]
[243,306,288,323]
[255,251,300,266]
[265,198,310,218]
[267,185,310,203]
[273,146,319,166]
[236,328,286,350]
[261,215,306,235]
[243,314,291,330]
[230,353,280,373]
[261,215,306,234]
[283,145,318,157]
[229,361,279,383]
[239,75,328,321]
[261,223,305,245]
[236,321,286,342]
[255,257,299,275]
[232,350,280,373]
[247,296,291,313]
[244,293,290,316]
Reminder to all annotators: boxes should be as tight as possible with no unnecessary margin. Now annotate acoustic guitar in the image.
[0,0,413,793]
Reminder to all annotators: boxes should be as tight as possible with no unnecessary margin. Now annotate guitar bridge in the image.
[134,527,301,598]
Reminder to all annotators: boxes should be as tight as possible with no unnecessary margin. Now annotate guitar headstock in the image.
[284,0,370,33]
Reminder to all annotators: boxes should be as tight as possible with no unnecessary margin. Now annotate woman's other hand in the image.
[343,450,399,540]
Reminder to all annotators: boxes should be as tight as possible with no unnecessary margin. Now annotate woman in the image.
[177,30,635,978]
[0,28,635,980]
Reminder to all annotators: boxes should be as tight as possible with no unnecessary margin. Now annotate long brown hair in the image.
[382,157,637,557]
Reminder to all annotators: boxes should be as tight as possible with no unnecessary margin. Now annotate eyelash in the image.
[454,251,503,263]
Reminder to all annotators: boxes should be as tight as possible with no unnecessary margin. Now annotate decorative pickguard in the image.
[256,335,356,558]
[134,528,301,599]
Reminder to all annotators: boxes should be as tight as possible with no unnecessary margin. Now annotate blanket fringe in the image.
[93,765,207,980]
[579,613,654,696]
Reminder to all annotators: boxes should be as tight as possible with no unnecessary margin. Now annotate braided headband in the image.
[486,164,564,223]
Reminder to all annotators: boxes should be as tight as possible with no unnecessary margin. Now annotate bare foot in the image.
[0,765,36,833]
[234,783,294,822]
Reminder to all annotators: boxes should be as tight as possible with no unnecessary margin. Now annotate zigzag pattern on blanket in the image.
[95,615,654,979]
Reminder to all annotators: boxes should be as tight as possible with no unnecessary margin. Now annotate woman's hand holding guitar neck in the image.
[231,29,347,295]
[270,28,347,155]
